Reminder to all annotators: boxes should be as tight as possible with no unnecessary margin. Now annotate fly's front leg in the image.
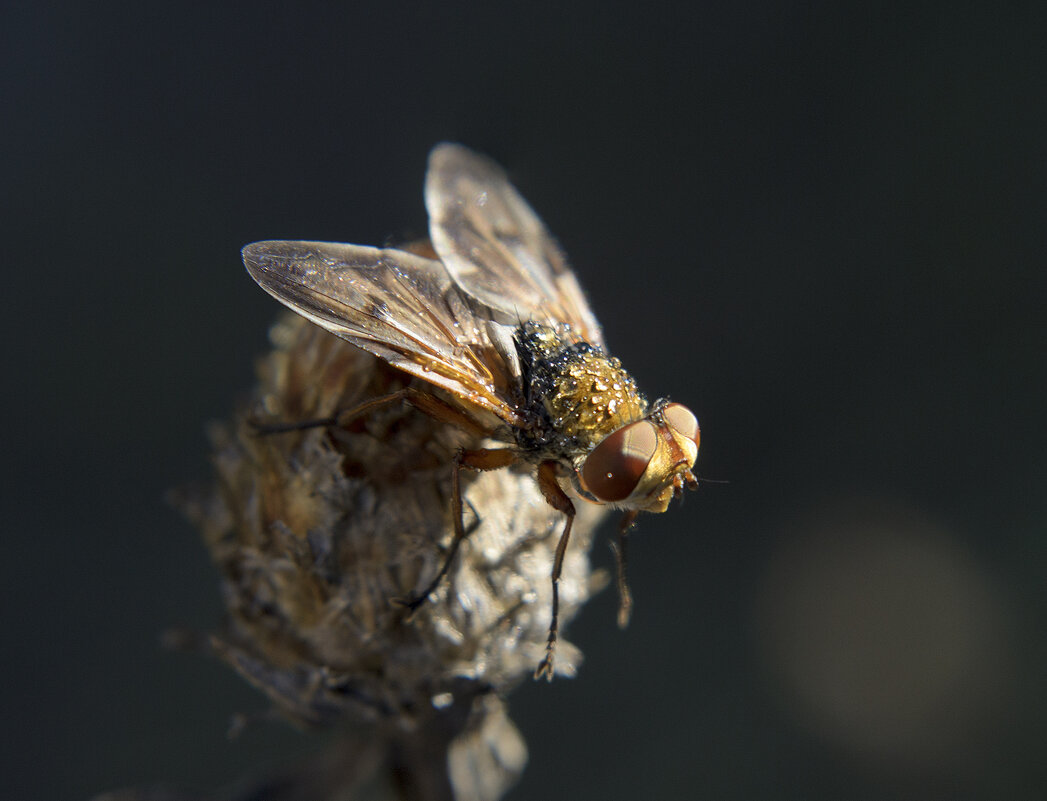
[534,461,576,682]
[402,447,519,612]
[611,510,639,629]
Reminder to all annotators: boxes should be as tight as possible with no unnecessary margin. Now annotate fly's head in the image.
[577,401,700,513]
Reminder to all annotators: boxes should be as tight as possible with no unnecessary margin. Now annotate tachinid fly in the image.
[243,144,700,679]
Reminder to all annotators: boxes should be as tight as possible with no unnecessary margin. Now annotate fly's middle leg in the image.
[534,460,576,682]
[402,447,519,612]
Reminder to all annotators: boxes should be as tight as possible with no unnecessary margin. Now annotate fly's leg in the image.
[534,461,576,682]
[402,447,519,612]
[250,385,503,611]
[249,386,492,438]
[610,510,639,629]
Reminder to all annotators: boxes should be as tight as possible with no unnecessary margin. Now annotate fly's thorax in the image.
[514,322,648,458]
[545,350,648,452]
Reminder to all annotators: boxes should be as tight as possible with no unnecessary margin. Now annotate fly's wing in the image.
[243,240,523,425]
[425,143,605,348]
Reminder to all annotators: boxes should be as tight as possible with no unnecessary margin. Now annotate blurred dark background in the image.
[4,1,1045,799]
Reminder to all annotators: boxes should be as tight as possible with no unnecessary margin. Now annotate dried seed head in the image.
[175,313,607,799]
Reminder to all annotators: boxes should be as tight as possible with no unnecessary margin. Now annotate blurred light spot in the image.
[753,496,1010,768]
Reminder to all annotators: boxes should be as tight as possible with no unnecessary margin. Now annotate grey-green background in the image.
[5,2,1045,799]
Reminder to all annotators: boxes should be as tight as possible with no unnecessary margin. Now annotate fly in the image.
[243,144,700,679]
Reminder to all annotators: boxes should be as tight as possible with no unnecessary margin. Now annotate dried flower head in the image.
[175,312,606,799]
[164,144,701,801]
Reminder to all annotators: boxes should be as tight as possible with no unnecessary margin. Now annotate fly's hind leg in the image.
[249,386,493,438]
[248,385,506,613]
[401,447,519,612]
[534,461,576,682]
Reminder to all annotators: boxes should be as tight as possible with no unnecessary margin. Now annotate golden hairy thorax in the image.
[514,322,648,459]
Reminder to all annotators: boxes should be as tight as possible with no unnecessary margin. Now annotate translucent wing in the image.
[243,240,523,424]
[425,143,605,348]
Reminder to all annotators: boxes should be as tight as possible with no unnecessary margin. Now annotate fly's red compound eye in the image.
[663,402,700,450]
[581,420,659,502]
